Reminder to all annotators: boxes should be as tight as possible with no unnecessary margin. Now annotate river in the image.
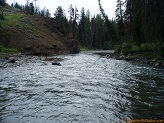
[0,51,164,123]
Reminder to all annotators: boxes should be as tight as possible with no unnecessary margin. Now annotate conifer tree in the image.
[98,0,118,45]
[30,2,34,15]
[115,0,125,42]
[54,6,64,19]
[45,9,51,18]
[0,0,6,6]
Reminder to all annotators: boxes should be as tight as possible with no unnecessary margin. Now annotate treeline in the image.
[11,0,51,17]
[77,8,116,49]
[53,5,117,49]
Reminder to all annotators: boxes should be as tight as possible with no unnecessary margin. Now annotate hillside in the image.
[0,4,79,55]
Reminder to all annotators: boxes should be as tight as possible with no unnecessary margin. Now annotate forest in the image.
[1,0,164,57]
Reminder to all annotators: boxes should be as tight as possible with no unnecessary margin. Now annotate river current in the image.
[0,51,164,123]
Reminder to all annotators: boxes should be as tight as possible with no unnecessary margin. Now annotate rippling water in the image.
[0,51,164,123]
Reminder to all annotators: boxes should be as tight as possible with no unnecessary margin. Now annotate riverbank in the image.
[81,50,163,67]
[110,43,164,67]
[102,52,164,67]
[0,53,65,68]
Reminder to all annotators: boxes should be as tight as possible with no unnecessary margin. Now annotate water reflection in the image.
[0,51,164,123]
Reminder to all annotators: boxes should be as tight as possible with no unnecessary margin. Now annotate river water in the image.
[0,51,164,123]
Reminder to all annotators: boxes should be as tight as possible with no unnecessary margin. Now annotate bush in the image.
[0,6,4,20]
[0,44,17,54]
[114,45,122,53]
[115,42,164,57]
[121,42,132,54]
[0,13,4,20]
[0,27,10,46]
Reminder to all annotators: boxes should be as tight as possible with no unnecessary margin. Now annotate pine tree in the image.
[85,10,92,47]
[91,15,96,49]
[40,8,45,17]
[54,6,67,35]
[115,0,125,43]
[54,6,64,19]
[25,0,30,15]
[78,7,86,45]
[45,9,51,18]
[72,6,79,38]
[68,4,74,21]
[30,2,34,15]
[0,0,6,6]
[98,0,118,45]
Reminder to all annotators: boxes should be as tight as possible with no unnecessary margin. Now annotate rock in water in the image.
[52,62,61,66]
[155,61,162,67]
[8,59,16,63]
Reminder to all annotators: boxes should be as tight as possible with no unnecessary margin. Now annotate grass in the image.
[0,13,22,26]
[80,46,92,51]
[1,11,42,39]
[15,22,42,38]
[0,44,17,57]
[0,4,22,26]
[0,44,17,53]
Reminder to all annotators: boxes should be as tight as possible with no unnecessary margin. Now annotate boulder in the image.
[8,59,16,63]
[125,55,134,61]
[116,55,124,60]
[52,62,61,66]
[155,61,162,67]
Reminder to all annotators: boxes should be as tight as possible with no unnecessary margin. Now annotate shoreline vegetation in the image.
[113,42,164,67]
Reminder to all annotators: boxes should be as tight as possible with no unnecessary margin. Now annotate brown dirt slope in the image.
[0,5,79,55]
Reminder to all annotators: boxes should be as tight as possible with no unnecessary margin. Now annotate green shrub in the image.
[114,45,122,53]
[0,44,17,54]
[80,46,91,51]
[121,42,132,54]
[0,27,10,46]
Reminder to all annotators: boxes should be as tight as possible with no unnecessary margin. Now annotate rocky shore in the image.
[93,51,163,67]
[105,52,164,67]
[0,53,64,68]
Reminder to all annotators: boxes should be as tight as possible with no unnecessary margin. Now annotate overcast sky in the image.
[6,0,117,19]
